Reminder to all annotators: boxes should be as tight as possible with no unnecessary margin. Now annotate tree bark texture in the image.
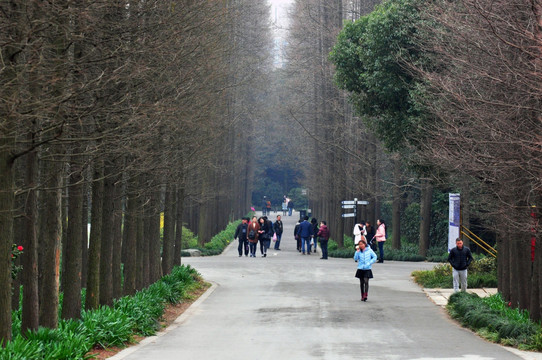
[85,164,104,310]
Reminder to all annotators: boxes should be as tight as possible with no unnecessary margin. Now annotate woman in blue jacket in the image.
[354,239,377,301]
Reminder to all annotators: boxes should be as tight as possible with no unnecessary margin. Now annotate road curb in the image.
[108,281,218,360]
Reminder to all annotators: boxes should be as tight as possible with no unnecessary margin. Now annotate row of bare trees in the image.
[283,0,394,247]
[410,0,542,320]
[284,0,541,320]
[0,0,271,343]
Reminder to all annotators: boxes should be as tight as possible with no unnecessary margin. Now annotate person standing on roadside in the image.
[262,196,268,216]
[273,215,283,250]
[375,219,386,263]
[247,216,260,257]
[448,238,473,292]
[287,200,294,216]
[311,218,319,253]
[354,239,377,301]
[234,217,250,257]
[317,221,330,259]
[296,216,313,255]
[294,219,301,252]
[353,222,367,248]
[258,216,271,257]
[282,200,288,216]
[365,221,376,251]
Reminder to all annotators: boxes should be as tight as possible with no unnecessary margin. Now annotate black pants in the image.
[238,239,248,256]
[320,240,328,259]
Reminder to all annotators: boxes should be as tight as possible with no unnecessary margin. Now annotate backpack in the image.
[248,229,256,240]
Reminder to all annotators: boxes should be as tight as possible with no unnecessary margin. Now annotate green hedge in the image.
[2,265,201,360]
[182,220,241,257]
[448,292,542,350]
[412,258,498,288]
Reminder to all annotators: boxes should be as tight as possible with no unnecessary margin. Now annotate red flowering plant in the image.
[11,244,24,279]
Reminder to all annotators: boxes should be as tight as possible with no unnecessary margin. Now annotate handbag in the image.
[272,233,277,242]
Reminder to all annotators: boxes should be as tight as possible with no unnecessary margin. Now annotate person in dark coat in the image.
[273,215,283,250]
[234,217,250,257]
[294,220,301,252]
[447,238,473,292]
[317,221,330,259]
[311,218,319,253]
[247,216,260,257]
[296,216,313,255]
[258,217,271,257]
[365,221,376,251]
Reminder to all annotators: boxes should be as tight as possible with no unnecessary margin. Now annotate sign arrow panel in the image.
[341,213,355,218]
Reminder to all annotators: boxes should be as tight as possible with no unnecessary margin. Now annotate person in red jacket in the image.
[317,221,330,259]
[247,216,260,257]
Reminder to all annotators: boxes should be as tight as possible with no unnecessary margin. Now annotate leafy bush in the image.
[447,292,542,350]
[181,226,198,249]
[412,259,497,288]
[203,220,240,252]
[3,265,201,359]
[328,239,339,252]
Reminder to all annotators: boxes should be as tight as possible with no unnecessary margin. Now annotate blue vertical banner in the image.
[448,193,461,252]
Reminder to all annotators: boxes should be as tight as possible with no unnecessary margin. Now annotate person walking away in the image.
[353,222,367,248]
[234,217,250,257]
[266,216,274,252]
[258,217,270,257]
[317,221,330,259]
[365,221,376,251]
[294,220,301,252]
[375,219,386,263]
[448,238,473,292]
[287,200,294,216]
[247,216,260,257]
[282,200,288,216]
[354,239,377,301]
[262,196,267,216]
[273,215,283,250]
[311,218,319,253]
[266,199,272,215]
[296,216,313,255]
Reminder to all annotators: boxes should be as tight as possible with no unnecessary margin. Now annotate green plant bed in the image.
[412,260,498,288]
[447,292,542,351]
[2,265,202,360]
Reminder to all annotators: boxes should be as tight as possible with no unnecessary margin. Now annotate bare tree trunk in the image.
[0,144,15,342]
[530,206,541,321]
[123,176,138,296]
[147,188,162,284]
[38,147,64,328]
[99,162,116,306]
[111,184,123,299]
[174,186,185,267]
[418,179,432,257]
[392,156,402,250]
[21,135,39,333]
[85,163,104,310]
[61,154,84,320]
[162,184,176,275]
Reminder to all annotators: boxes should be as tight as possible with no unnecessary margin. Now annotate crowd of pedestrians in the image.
[234,214,284,257]
[233,202,392,302]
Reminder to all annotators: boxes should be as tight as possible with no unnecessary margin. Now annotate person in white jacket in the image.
[353,222,367,246]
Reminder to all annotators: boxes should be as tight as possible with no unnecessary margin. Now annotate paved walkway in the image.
[111,211,541,360]
[423,288,498,307]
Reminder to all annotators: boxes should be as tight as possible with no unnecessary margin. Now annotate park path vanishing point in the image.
[111,211,530,360]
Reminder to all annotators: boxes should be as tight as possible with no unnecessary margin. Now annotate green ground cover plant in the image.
[412,257,497,288]
[447,292,542,351]
[181,220,241,256]
[1,265,202,360]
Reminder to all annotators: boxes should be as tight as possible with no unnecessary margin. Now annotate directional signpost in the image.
[341,198,369,224]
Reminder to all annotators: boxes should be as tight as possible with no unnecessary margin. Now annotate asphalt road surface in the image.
[112,211,527,360]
